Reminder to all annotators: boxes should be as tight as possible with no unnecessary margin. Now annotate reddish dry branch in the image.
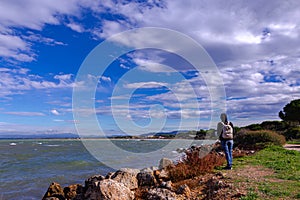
[167,150,225,183]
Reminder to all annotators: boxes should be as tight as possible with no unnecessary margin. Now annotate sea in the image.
[0,139,212,200]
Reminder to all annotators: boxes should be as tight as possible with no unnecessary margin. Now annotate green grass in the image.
[234,145,300,199]
[244,145,300,181]
[240,188,258,200]
[287,139,300,144]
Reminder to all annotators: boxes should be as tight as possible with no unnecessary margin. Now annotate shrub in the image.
[245,121,290,133]
[283,127,300,140]
[235,129,286,149]
[167,150,225,183]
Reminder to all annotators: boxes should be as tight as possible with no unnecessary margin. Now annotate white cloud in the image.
[134,58,177,73]
[0,68,75,98]
[50,109,60,116]
[0,0,88,62]
[4,111,45,116]
[100,76,111,82]
[66,22,84,33]
[124,81,168,89]
[23,33,67,46]
[0,0,82,30]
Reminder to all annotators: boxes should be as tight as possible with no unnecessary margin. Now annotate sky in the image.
[0,0,299,136]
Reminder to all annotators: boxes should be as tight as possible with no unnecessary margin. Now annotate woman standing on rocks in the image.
[217,113,234,170]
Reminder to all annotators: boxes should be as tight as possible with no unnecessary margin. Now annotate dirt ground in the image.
[182,165,293,200]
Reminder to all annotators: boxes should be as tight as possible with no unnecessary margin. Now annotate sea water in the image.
[0,139,212,199]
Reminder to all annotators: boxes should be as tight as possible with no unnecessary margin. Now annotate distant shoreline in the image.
[0,137,214,141]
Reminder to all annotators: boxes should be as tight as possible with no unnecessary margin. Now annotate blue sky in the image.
[0,0,300,136]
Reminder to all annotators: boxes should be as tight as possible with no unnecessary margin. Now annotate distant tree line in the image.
[194,99,300,141]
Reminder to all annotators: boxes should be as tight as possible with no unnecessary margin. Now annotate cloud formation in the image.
[0,67,74,98]
[0,0,299,132]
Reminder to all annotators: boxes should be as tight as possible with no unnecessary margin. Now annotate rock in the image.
[42,182,64,200]
[85,175,105,188]
[176,184,191,198]
[84,180,101,200]
[111,168,140,190]
[63,184,84,200]
[159,158,174,169]
[146,188,177,200]
[43,197,61,200]
[155,169,170,181]
[105,172,114,179]
[98,179,134,200]
[137,170,157,187]
[176,148,185,153]
[141,166,158,173]
[159,180,172,190]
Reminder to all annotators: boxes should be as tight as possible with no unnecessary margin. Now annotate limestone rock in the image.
[98,179,134,200]
[111,168,140,190]
[42,182,64,200]
[146,188,177,200]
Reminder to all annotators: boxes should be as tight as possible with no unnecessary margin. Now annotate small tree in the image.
[279,99,300,124]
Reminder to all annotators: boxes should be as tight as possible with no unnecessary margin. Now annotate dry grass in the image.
[167,150,225,183]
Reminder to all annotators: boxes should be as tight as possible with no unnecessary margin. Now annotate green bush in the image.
[283,127,300,140]
[235,129,286,149]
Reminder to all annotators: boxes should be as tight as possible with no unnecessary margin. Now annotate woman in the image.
[217,113,234,170]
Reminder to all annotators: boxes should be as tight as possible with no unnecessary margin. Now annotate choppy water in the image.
[0,139,211,199]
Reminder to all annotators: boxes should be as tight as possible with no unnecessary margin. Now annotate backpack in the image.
[221,122,233,139]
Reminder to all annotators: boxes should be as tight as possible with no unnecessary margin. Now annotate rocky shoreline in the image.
[42,144,255,200]
[42,156,189,200]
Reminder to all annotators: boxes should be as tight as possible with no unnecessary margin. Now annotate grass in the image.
[240,188,258,200]
[287,139,300,144]
[243,145,300,180]
[234,145,300,199]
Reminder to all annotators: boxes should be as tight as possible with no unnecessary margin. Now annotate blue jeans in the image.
[221,140,233,167]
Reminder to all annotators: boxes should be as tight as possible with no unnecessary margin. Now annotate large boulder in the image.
[111,168,140,190]
[145,188,177,200]
[98,179,134,200]
[84,179,134,200]
[42,182,64,200]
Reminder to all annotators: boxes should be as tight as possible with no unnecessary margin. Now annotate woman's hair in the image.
[220,113,228,124]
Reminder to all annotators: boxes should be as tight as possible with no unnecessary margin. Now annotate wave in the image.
[44,144,60,147]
